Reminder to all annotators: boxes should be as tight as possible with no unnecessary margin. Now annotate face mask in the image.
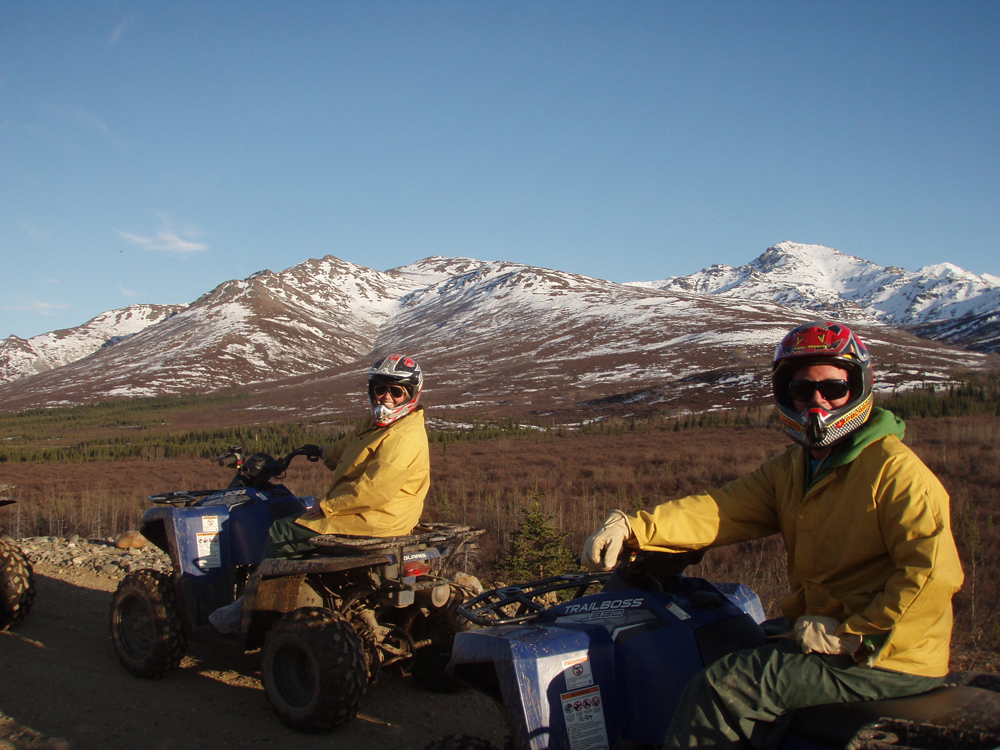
[370,396,420,427]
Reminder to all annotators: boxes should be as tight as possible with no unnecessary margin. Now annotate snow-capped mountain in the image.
[0,248,991,419]
[0,304,187,383]
[633,242,1000,339]
[0,256,433,400]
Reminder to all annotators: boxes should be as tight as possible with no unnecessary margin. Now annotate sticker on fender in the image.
[196,532,221,568]
[560,685,609,750]
[562,655,593,690]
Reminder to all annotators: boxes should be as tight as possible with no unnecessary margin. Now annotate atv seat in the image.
[789,681,1000,748]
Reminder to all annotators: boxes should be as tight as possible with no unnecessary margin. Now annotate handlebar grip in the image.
[300,444,323,461]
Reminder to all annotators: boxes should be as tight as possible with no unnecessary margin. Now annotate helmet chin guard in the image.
[779,399,874,450]
[772,321,874,450]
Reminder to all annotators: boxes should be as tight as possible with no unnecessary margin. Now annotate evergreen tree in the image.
[501,498,577,581]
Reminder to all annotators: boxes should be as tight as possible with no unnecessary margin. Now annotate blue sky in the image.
[2,1,998,339]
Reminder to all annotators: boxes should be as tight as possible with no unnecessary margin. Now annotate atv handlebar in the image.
[148,445,324,503]
[213,445,321,471]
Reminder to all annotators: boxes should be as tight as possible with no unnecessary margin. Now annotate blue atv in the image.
[108,445,484,732]
[431,550,1000,750]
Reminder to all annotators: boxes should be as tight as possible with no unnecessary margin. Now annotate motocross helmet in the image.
[772,321,874,449]
[368,354,423,427]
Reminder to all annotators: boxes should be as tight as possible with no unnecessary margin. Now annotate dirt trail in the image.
[0,564,507,750]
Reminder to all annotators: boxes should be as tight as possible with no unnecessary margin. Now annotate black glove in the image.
[300,444,322,461]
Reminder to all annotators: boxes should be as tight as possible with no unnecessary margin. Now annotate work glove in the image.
[793,615,862,656]
[581,509,633,571]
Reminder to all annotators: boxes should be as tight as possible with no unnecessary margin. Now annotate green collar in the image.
[808,408,905,485]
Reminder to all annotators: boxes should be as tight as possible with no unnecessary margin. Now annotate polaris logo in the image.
[561,597,643,615]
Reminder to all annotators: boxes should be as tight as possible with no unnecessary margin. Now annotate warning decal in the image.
[560,685,609,750]
[195,532,221,568]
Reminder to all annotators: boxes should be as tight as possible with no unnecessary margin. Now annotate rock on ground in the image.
[9,534,172,579]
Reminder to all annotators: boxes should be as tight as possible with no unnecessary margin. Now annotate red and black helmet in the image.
[772,321,874,449]
[368,354,423,427]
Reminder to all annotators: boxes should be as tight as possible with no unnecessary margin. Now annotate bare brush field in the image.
[1,415,998,671]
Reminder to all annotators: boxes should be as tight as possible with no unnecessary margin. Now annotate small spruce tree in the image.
[501,497,577,581]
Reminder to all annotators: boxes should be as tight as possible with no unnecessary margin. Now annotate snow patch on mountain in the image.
[0,304,187,383]
[630,242,1000,330]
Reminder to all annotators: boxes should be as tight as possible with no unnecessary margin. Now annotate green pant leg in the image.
[263,514,322,559]
[663,639,943,750]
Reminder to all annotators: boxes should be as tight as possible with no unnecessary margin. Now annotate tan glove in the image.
[581,510,633,571]
[793,616,862,656]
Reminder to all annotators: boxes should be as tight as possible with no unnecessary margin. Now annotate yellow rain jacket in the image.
[295,408,430,537]
[628,409,963,677]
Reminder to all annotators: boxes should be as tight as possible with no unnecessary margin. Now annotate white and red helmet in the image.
[368,354,423,427]
[772,321,874,449]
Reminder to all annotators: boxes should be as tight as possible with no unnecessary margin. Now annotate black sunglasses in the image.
[373,384,408,399]
[788,379,851,402]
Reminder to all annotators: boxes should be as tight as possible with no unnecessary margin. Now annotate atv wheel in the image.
[0,538,35,631]
[407,592,476,693]
[262,607,367,733]
[110,569,187,678]
[424,736,500,750]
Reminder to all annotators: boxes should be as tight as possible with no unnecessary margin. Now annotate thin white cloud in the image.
[70,106,110,136]
[119,284,139,297]
[3,300,71,316]
[67,105,132,153]
[116,216,208,253]
[18,221,51,241]
[108,16,135,48]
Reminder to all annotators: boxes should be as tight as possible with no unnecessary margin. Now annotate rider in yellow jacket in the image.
[208,355,431,631]
[294,406,430,538]
[265,354,430,557]
[627,406,961,678]
[582,321,964,749]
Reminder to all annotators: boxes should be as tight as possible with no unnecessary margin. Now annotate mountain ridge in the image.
[0,243,995,420]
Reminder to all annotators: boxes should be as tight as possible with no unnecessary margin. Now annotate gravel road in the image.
[0,559,508,750]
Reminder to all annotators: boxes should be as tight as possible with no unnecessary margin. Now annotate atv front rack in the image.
[147,490,218,506]
[458,572,611,626]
